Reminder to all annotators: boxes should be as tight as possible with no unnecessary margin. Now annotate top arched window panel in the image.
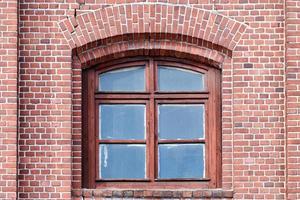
[98,61,206,92]
[99,66,146,92]
[157,66,204,92]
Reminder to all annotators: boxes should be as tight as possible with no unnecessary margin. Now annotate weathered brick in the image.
[123,190,134,197]
[133,190,144,198]
[112,190,123,197]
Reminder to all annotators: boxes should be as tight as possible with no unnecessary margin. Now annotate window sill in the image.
[72,189,234,199]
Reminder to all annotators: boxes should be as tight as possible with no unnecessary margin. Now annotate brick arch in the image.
[78,38,226,68]
[66,3,248,190]
[59,3,247,67]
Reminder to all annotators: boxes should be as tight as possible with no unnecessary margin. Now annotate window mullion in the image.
[148,58,156,182]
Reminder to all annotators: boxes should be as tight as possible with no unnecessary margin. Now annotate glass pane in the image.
[158,66,204,91]
[100,104,145,140]
[100,144,146,179]
[158,104,205,140]
[99,66,145,91]
[158,144,205,179]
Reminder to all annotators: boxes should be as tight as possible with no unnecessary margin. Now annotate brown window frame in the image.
[82,57,221,189]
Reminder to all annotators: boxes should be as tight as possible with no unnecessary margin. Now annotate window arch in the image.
[82,57,221,189]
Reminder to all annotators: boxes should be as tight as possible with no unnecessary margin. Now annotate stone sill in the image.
[72,189,234,199]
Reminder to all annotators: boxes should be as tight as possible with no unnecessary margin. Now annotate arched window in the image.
[82,57,221,189]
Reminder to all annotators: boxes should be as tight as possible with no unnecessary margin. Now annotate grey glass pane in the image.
[100,144,146,179]
[158,144,204,179]
[158,66,204,91]
[100,104,145,140]
[158,104,204,140]
[99,66,145,91]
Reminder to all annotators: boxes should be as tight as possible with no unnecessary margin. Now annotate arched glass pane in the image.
[158,66,204,91]
[99,66,145,91]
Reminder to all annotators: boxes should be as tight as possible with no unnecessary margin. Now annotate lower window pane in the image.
[158,144,205,179]
[99,144,146,179]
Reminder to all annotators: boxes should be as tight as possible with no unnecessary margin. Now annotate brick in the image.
[101,190,112,197]
[193,190,204,198]
[133,190,144,198]
[82,189,92,197]
[244,63,253,68]
[123,190,134,197]
[112,190,123,197]
[223,190,234,198]
[182,191,193,198]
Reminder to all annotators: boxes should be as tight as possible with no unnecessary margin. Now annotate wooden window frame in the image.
[82,57,221,189]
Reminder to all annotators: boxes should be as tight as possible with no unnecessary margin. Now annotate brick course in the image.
[0,0,18,199]
[286,1,300,200]
[0,0,298,199]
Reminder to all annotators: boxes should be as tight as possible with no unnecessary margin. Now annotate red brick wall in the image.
[0,0,293,199]
[0,0,18,199]
[18,0,75,199]
[228,2,286,199]
[286,1,300,199]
